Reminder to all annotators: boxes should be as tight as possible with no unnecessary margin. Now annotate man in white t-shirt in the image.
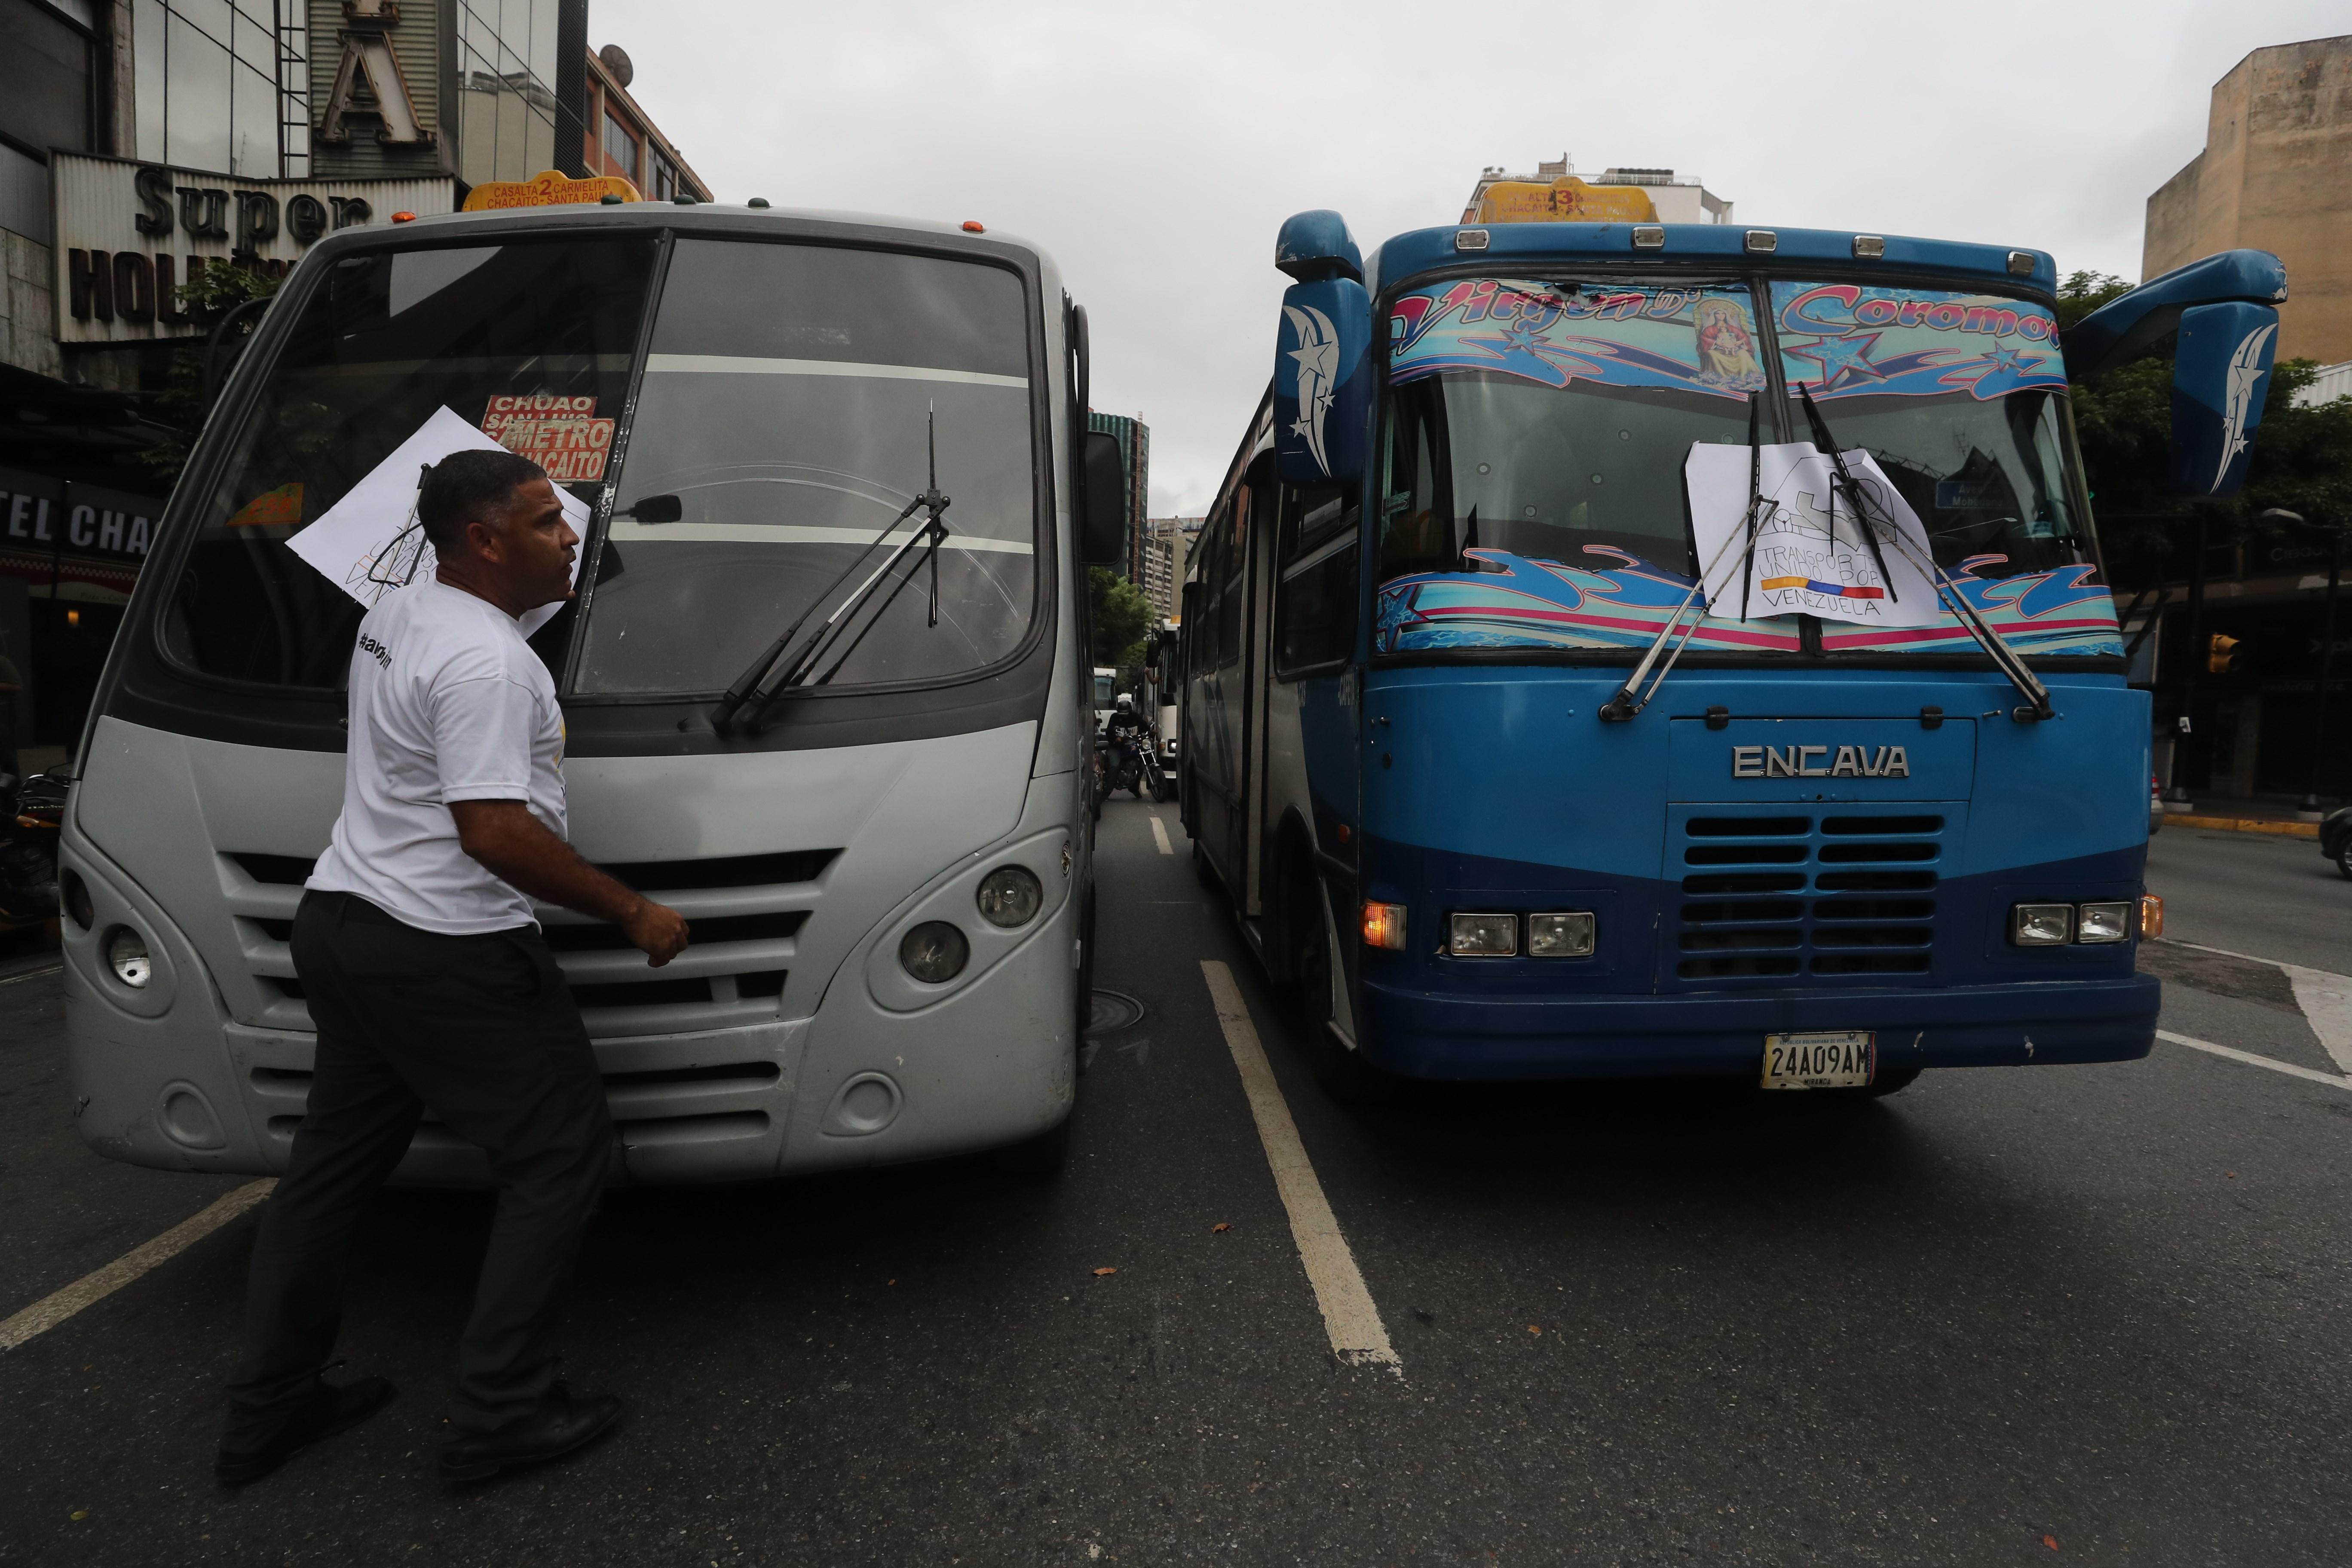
[220,448,688,1486]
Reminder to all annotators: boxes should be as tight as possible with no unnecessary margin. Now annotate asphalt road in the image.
[3,815,2350,1566]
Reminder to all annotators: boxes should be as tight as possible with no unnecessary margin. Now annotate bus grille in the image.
[222,848,835,1035]
[1669,810,1950,985]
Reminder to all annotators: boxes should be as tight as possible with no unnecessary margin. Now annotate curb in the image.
[2168,814,2320,839]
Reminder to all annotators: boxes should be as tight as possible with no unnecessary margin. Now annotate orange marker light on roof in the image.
[391,211,418,223]
[962,220,985,233]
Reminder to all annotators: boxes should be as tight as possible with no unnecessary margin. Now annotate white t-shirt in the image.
[308,577,567,934]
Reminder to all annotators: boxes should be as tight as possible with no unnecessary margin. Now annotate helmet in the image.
[1115,694,1134,711]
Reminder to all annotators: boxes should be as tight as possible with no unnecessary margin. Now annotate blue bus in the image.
[1181,211,2285,1097]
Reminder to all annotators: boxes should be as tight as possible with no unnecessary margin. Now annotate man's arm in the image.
[449,799,689,966]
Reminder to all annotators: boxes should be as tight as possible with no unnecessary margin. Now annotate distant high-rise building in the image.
[1461,154,1733,227]
[1140,518,1197,620]
[1087,412,1150,579]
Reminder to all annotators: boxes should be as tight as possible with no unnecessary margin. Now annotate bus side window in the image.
[1275,484,1358,677]
[1216,486,1248,670]
[1194,502,1226,675]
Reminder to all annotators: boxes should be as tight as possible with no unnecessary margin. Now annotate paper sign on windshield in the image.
[285,404,586,634]
[482,394,615,482]
[1684,442,1941,628]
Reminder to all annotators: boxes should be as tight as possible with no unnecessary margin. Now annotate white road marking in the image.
[1150,816,1173,856]
[2158,1029,2352,1091]
[1200,960,1400,1373]
[2159,939,2352,1075]
[0,965,62,986]
[0,1179,276,1351]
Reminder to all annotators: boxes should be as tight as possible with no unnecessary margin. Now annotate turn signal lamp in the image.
[1362,901,1407,950]
[962,220,986,233]
[390,211,417,223]
[2140,894,2165,938]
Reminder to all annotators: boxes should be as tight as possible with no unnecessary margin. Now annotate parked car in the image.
[2321,805,2352,879]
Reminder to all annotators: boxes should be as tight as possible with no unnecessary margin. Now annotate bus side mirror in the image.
[1273,276,1371,487]
[1081,430,1126,564]
[2168,300,2279,499]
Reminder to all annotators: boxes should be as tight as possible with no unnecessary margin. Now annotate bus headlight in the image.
[1449,912,1517,957]
[899,922,969,983]
[976,866,1044,928]
[2076,902,2132,943]
[1528,912,1596,957]
[2009,903,2074,946]
[106,927,153,988]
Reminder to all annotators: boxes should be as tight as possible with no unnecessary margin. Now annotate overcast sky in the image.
[594,0,2345,518]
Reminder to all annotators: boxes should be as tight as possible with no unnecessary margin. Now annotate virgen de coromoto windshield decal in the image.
[1773,283,2067,402]
[1375,547,2122,658]
[1387,281,1767,398]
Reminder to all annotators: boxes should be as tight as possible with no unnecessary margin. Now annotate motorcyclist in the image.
[1106,694,1152,793]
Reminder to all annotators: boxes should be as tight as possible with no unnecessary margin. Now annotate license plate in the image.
[1761,1030,1875,1090]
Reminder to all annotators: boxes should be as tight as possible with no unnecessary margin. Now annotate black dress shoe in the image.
[215,1375,397,1486]
[438,1383,623,1481]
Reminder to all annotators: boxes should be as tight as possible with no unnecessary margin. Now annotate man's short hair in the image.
[416,448,548,555]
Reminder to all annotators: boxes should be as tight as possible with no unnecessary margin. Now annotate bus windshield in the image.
[1372,275,2110,659]
[154,233,1038,698]
[577,241,1038,695]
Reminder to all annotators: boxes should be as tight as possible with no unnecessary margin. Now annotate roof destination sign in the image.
[50,151,455,346]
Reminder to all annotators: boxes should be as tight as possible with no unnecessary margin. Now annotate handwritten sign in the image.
[1683,441,1940,628]
[285,405,585,634]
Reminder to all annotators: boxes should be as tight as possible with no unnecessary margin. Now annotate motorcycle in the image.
[0,769,64,925]
[1108,731,1157,801]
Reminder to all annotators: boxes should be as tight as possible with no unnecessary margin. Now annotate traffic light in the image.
[2207,634,2240,673]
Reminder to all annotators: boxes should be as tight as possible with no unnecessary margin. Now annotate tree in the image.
[135,261,285,486]
[2062,269,2352,586]
[1088,567,1152,667]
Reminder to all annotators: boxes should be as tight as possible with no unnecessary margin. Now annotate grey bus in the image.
[58,202,1127,1183]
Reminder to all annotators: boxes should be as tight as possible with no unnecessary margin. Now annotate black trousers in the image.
[225,890,613,1442]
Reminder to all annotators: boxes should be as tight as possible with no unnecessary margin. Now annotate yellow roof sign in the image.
[1472,176,1658,226]
[461,170,644,211]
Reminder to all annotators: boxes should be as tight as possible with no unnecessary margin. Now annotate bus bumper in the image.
[1354,974,2160,1081]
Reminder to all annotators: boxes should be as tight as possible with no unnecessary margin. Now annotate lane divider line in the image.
[0,1179,276,1351]
[2158,939,2352,1074]
[0,965,63,986]
[2159,1029,2352,1092]
[1150,817,1174,856]
[1200,960,1400,1373]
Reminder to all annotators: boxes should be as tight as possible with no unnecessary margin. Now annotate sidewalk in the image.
[2163,795,2331,839]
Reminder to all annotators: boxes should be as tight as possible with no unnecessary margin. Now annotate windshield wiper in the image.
[1600,393,1772,722]
[1793,383,2054,722]
[710,412,953,736]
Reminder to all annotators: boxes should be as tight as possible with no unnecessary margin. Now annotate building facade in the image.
[0,0,704,759]
[1087,411,1150,583]
[2144,35,2352,365]
[1139,517,1197,621]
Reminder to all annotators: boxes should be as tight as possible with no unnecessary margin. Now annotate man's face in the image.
[469,478,577,610]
